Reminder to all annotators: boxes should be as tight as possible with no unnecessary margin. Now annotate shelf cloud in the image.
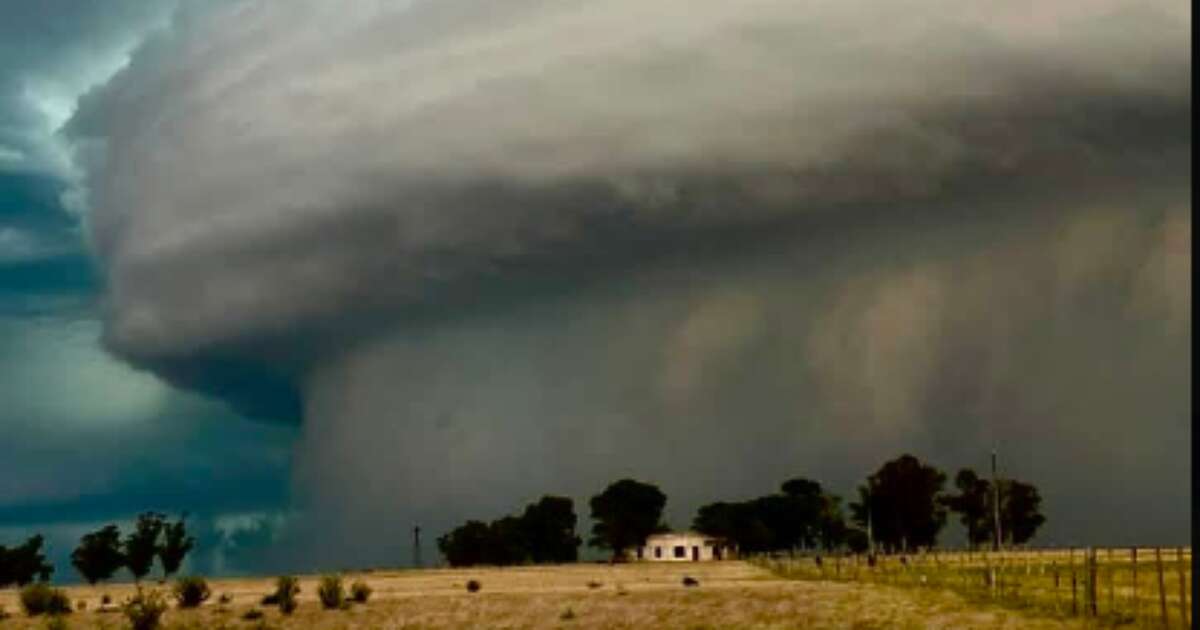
[64,0,1189,562]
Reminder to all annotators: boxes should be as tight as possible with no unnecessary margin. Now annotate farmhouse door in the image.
[692,546,699,561]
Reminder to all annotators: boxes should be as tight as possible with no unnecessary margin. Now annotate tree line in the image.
[698,454,1045,555]
[439,453,1046,566]
[436,496,582,566]
[0,512,195,588]
[2,453,1045,578]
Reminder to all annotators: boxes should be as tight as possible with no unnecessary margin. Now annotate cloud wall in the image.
[64,0,1190,561]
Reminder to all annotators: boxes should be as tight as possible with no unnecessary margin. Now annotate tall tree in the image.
[520,495,581,564]
[849,454,947,552]
[996,479,1046,546]
[779,478,827,549]
[941,469,992,548]
[437,520,492,567]
[0,535,53,586]
[815,493,847,552]
[71,525,125,585]
[588,479,667,561]
[159,514,195,578]
[943,472,1046,547]
[693,500,774,554]
[123,512,165,582]
[437,496,583,568]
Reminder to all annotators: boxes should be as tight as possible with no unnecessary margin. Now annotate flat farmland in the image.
[0,561,1094,629]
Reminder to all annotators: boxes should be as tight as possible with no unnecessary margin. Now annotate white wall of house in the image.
[628,532,736,562]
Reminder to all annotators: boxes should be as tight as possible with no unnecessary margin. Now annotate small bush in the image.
[259,593,279,606]
[273,576,300,615]
[465,579,481,593]
[242,608,264,621]
[20,583,72,617]
[45,615,69,630]
[560,607,576,621]
[317,574,345,610]
[681,576,699,587]
[218,593,232,605]
[172,576,212,608]
[349,580,372,604]
[101,594,112,605]
[586,580,602,589]
[122,588,168,630]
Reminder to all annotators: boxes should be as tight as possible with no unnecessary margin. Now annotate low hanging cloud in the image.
[65,0,1189,564]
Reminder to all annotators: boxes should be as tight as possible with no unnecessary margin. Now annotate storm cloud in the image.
[64,0,1189,564]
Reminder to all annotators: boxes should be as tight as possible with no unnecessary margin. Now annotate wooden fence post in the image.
[1132,548,1139,620]
[1107,548,1114,616]
[1088,547,1098,617]
[1075,554,1084,614]
[1155,547,1167,628]
[1052,561,1060,612]
[1176,547,1187,629]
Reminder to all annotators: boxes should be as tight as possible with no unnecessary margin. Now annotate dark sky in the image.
[0,0,1190,580]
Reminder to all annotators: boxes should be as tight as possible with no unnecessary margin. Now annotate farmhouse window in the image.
[674,546,686,558]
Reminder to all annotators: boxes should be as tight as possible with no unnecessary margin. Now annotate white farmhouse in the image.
[629,531,736,562]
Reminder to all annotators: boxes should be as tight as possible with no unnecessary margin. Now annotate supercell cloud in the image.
[66,0,1189,565]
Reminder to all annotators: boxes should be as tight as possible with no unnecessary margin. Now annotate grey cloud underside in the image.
[85,73,1189,424]
[66,0,1190,555]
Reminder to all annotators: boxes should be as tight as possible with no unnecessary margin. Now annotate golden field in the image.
[0,561,1101,629]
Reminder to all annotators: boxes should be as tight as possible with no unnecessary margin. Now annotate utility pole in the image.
[413,525,422,568]
[991,449,1002,552]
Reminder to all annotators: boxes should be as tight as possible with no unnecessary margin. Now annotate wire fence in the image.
[752,546,1191,628]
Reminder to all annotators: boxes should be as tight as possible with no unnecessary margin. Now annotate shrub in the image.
[465,579,481,593]
[349,580,372,604]
[317,574,344,610]
[682,576,699,587]
[273,576,300,615]
[122,588,168,630]
[172,576,211,608]
[586,580,602,589]
[242,608,264,621]
[100,594,112,605]
[560,607,576,621]
[218,593,232,604]
[20,583,72,616]
[45,615,68,630]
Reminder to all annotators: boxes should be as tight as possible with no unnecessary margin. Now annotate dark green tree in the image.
[941,469,993,548]
[0,535,53,586]
[123,512,166,581]
[779,478,828,549]
[71,524,125,584]
[815,493,847,552]
[520,495,581,564]
[437,520,492,567]
[159,514,195,578]
[992,479,1046,546]
[943,471,1046,548]
[692,500,774,553]
[588,479,667,561]
[485,516,530,566]
[848,454,947,552]
[693,479,847,554]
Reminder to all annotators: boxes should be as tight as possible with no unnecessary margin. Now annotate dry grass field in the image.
[758,547,1192,628]
[0,561,1098,630]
